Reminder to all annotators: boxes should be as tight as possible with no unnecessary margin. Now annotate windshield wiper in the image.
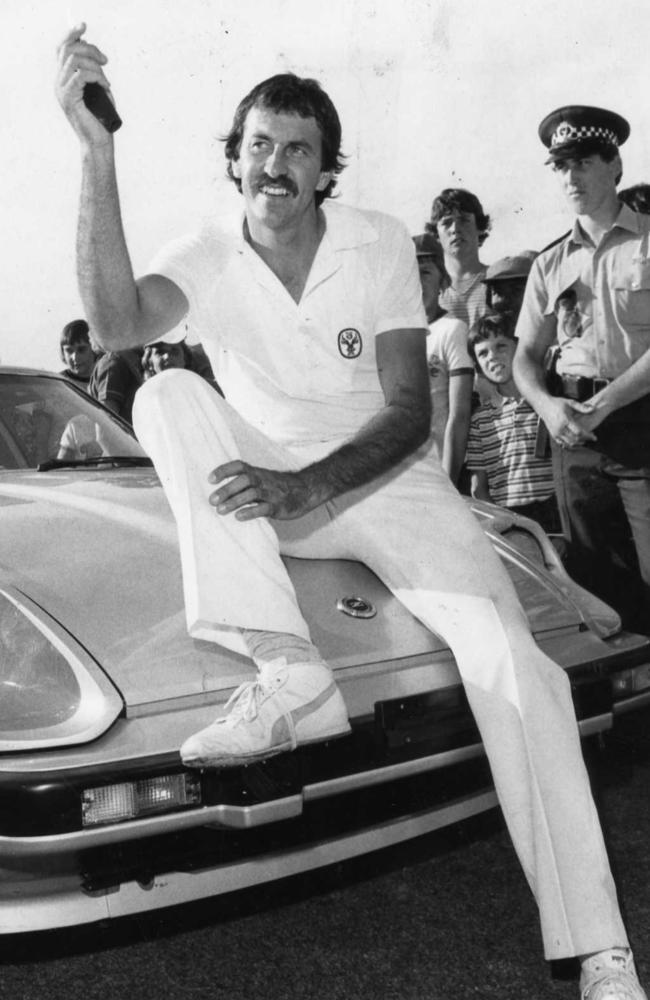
[37,455,153,472]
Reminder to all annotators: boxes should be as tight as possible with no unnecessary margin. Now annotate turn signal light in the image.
[82,773,201,827]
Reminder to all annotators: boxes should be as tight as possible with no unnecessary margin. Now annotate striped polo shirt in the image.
[466,394,555,507]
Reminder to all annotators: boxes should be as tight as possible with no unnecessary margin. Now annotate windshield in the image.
[0,373,147,470]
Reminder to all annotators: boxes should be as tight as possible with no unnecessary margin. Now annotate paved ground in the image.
[3,713,650,1000]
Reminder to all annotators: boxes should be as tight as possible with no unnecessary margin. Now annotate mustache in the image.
[257,174,298,196]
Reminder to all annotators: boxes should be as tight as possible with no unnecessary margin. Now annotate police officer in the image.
[514,105,650,636]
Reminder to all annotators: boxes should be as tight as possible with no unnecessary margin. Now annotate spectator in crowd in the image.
[471,252,537,406]
[59,318,98,387]
[618,182,650,214]
[142,337,222,393]
[515,104,650,644]
[88,347,143,423]
[57,28,646,1000]
[427,187,490,333]
[466,312,561,533]
[413,232,473,485]
[482,252,537,320]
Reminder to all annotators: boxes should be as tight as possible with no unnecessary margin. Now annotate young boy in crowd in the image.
[466,312,561,533]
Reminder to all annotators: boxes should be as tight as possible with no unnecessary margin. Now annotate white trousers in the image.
[133,369,627,960]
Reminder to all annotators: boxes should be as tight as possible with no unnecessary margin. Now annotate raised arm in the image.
[55,24,187,350]
[209,328,431,520]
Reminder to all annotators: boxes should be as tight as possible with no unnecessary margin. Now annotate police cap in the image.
[538,105,629,164]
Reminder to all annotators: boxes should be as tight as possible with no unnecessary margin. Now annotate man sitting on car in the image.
[56,26,645,1000]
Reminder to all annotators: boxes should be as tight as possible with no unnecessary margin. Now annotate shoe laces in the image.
[222,678,273,724]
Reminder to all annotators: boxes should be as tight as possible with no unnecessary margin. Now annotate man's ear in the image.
[316,171,332,192]
[231,158,242,179]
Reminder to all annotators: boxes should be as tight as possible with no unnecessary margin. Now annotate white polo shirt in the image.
[148,202,426,452]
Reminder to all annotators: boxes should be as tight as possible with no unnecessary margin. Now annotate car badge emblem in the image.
[338,328,362,358]
[337,595,377,619]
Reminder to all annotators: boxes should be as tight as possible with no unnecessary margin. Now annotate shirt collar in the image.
[319,202,380,250]
[232,201,380,254]
[569,201,642,246]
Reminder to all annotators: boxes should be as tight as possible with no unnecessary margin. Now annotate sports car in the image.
[1,366,649,934]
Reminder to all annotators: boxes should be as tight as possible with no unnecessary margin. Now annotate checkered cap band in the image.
[551,121,618,147]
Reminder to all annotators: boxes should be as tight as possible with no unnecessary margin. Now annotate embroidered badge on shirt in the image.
[338,328,362,358]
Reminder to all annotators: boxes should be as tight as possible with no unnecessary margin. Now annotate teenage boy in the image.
[428,188,491,333]
[59,318,98,387]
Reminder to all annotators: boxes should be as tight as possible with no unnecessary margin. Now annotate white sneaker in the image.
[180,659,351,768]
[581,949,647,1000]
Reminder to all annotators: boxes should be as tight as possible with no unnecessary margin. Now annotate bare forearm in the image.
[210,328,431,522]
[513,344,552,414]
[591,351,650,415]
[299,398,431,509]
[77,146,141,350]
[442,420,469,485]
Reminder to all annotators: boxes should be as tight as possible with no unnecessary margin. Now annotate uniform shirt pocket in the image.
[612,257,650,328]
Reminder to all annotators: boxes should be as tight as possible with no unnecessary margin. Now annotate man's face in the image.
[61,340,95,378]
[231,106,332,231]
[486,278,527,316]
[435,210,480,260]
[551,153,620,217]
[473,334,516,385]
[149,343,186,374]
[417,257,444,323]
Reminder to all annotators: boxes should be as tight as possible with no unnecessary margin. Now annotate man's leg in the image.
[553,443,645,630]
[326,454,627,962]
[614,467,650,634]
[132,369,351,764]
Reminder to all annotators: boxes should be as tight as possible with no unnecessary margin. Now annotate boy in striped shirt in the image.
[466,312,561,533]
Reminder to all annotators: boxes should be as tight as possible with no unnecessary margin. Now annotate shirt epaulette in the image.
[540,230,572,254]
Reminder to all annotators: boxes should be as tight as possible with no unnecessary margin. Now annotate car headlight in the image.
[0,587,123,751]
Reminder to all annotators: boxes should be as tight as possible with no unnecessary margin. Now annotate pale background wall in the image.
[2,0,648,368]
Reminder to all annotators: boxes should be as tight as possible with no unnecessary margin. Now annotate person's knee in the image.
[134,367,220,420]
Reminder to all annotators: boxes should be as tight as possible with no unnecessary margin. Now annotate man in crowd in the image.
[56,29,645,998]
[482,252,537,321]
[88,347,143,423]
[428,187,491,332]
[59,318,98,387]
[514,105,650,638]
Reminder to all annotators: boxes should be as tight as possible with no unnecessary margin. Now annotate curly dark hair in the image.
[426,188,492,246]
[223,73,346,206]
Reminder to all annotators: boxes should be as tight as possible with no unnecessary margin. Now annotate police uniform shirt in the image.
[516,203,650,379]
[148,202,426,456]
